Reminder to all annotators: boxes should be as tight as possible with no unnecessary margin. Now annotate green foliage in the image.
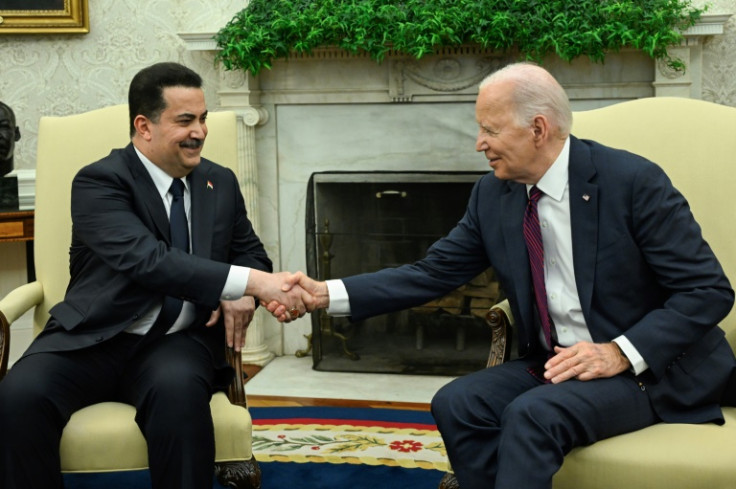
[214,0,704,76]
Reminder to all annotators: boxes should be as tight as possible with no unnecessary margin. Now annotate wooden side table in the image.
[0,210,35,281]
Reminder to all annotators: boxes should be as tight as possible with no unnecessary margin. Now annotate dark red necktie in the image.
[523,186,553,351]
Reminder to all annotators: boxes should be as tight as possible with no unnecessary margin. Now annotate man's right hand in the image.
[245,269,314,322]
[263,271,329,322]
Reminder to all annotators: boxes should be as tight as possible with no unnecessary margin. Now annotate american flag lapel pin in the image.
[582,194,590,201]
[207,180,214,190]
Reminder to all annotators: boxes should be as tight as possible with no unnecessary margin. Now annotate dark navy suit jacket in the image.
[343,136,735,424]
[26,143,272,383]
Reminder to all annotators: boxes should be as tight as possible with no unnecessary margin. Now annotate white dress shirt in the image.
[125,148,250,335]
[326,138,648,374]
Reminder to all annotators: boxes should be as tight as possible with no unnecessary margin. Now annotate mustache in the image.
[180,139,203,149]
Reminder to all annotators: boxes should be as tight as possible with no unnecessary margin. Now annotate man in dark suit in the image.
[269,62,736,488]
[0,62,306,489]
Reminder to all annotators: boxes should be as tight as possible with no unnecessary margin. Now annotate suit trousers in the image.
[431,354,658,489]
[0,331,217,489]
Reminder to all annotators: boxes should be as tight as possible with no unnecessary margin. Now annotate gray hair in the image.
[479,62,572,137]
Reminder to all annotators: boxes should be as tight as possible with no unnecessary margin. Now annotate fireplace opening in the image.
[304,171,502,376]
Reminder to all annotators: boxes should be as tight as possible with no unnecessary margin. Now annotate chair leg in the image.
[214,458,261,489]
[439,472,460,489]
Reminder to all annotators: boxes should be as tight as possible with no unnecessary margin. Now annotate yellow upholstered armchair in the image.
[441,97,736,489]
[0,105,261,489]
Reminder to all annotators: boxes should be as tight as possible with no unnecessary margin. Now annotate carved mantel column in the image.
[220,70,274,366]
[235,106,274,366]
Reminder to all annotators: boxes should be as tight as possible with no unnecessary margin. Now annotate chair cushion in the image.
[554,407,736,489]
[60,392,252,473]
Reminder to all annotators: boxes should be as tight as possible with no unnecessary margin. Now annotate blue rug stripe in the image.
[249,406,436,425]
[259,460,445,489]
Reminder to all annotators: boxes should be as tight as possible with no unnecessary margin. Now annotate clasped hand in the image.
[257,271,328,322]
[204,270,318,352]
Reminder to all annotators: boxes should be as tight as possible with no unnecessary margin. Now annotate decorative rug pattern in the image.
[250,406,451,472]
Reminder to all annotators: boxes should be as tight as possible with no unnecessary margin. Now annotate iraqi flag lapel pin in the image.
[207,180,214,190]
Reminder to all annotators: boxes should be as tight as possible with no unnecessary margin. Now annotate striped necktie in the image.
[523,185,554,351]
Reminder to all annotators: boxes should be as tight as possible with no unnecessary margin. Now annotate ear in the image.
[133,115,153,141]
[530,115,549,145]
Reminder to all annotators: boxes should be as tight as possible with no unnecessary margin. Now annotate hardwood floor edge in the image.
[246,394,431,411]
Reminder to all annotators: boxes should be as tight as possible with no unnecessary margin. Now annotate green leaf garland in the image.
[215,0,704,76]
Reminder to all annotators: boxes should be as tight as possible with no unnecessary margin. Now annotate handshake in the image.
[247,269,328,322]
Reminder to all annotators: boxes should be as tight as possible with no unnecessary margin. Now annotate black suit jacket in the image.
[26,144,272,379]
[343,136,735,424]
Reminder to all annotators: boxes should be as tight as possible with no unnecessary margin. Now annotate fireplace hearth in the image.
[304,171,499,376]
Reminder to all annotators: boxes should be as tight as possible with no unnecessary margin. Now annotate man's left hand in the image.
[544,342,631,383]
[206,296,256,351]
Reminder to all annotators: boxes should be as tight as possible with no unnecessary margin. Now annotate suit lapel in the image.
[568,137,598,320]
[123,144,170,241]
[189,161,215,258]
[500,180,537,331]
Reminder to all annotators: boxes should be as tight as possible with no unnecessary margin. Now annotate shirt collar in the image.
[527,137,570,202]
[133,146,188,199]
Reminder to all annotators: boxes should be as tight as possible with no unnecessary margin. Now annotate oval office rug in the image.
[63,405,449,489]
[251,405,449,489]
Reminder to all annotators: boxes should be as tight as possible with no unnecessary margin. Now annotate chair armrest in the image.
[0,281,44,379]
[225,347,247,408]
[0,281,44,325]
[485,298,515,368]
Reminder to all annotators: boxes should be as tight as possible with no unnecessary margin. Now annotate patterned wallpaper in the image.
[0,0,243,172]
[702,0,736,106]
[0,0,734,172]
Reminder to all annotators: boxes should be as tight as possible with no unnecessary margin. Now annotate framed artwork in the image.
[0,0,89,34]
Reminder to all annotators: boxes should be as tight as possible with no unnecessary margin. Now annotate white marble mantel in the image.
[180,13,731,363]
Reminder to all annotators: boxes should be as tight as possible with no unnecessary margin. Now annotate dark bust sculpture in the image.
[0,101,21,177]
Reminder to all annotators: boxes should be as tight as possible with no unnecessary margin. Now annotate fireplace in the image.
[180,25,732,367]
[303,171,499,375]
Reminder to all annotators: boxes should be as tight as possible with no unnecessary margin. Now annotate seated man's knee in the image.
[431,377,482,426]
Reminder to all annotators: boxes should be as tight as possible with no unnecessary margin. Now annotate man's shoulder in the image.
[76,145,134,178]
[571,135,662,178]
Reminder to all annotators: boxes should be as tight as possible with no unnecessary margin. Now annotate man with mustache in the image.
[0,62,307,489]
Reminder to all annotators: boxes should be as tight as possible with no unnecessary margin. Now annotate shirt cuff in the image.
[222,265,251,300]
[613,335,649,376]
[326,279,351,316]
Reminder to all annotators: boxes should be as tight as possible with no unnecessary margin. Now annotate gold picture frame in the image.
[0,0,89,34]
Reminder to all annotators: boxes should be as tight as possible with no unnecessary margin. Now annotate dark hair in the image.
[128,62,203,137]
